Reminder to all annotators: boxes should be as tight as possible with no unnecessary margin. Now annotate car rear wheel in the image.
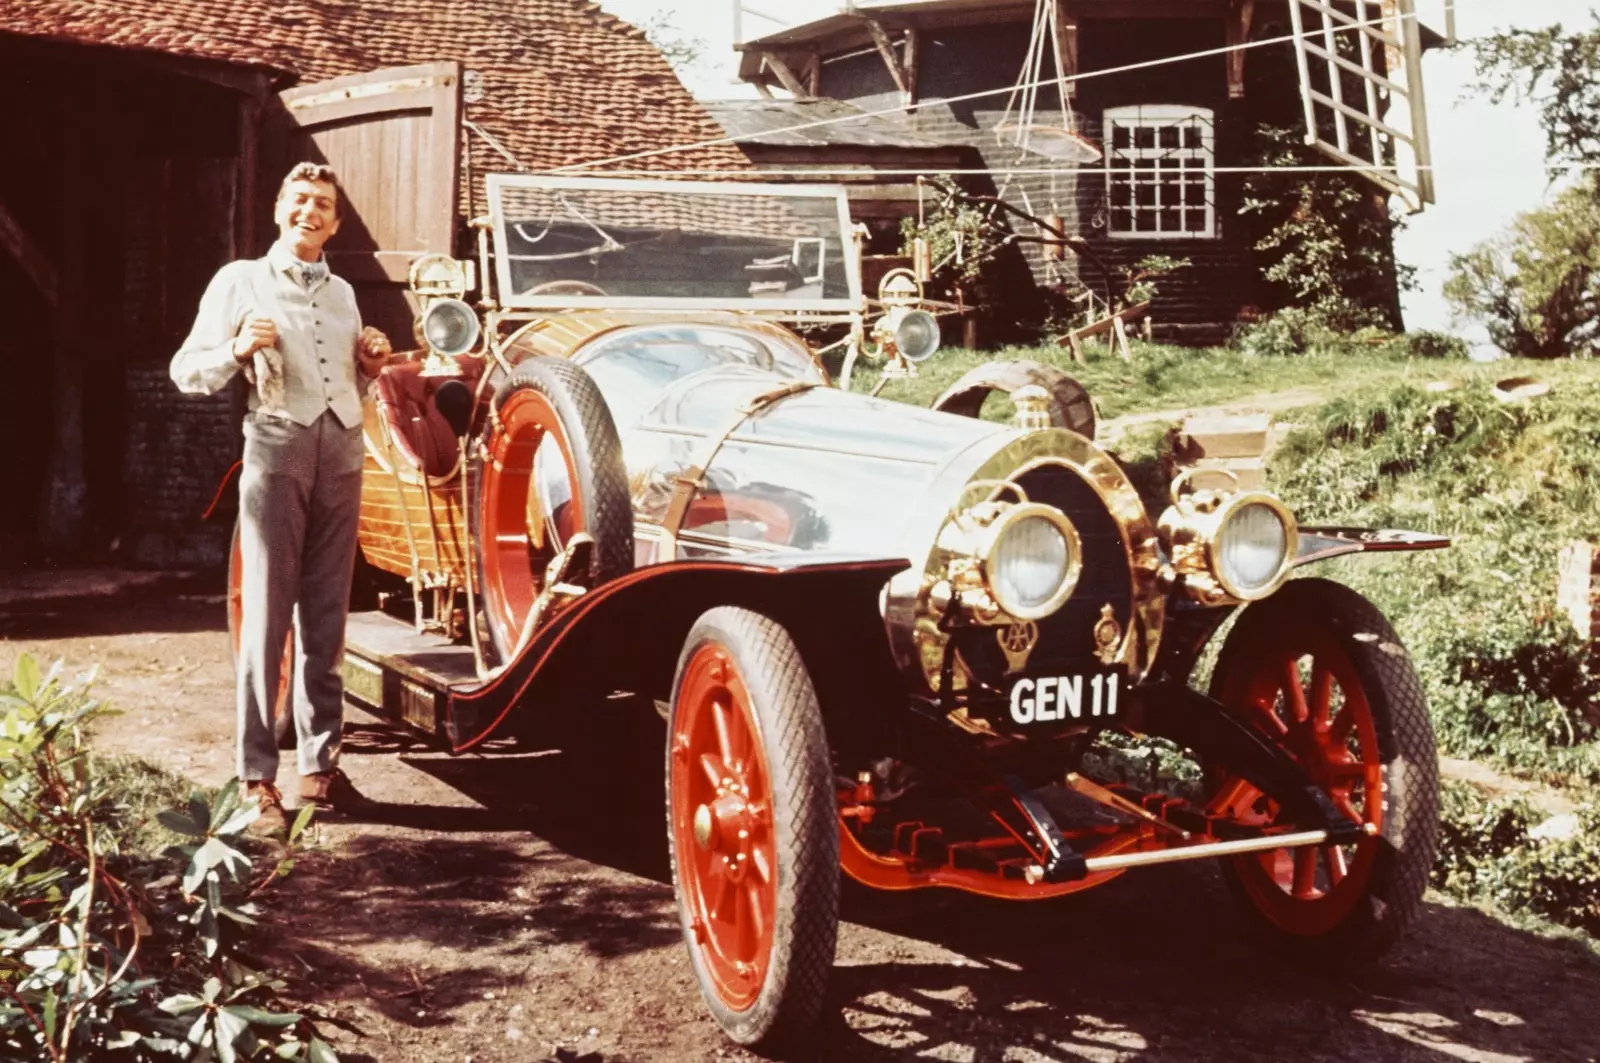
[666,607,838,1049]
[1207,578,1438,965]
[228,520,294,750]
[471,356,632,669]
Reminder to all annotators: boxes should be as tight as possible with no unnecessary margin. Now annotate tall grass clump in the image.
[1272,379,1600,784]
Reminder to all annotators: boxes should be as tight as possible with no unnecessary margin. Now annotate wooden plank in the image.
[864,19,910,97]
[762,52,810,99]
[1226,0,1254,99]
[0,195,57,306]
[1054,4,1078,100]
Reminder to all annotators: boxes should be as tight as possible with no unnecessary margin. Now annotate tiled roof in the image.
[0,0,752,177]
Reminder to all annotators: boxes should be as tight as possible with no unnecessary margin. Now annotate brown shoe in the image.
[243,780,289,838]
[299,767,373,816]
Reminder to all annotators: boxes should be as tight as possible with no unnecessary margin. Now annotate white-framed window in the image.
[1103,104,1216,240]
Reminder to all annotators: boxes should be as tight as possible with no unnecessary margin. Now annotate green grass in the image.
[97,753,214,856]
[1268,373,1600,786]
[852,338,1600,426]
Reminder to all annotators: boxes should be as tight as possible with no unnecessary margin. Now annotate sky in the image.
[597,0,1590,346]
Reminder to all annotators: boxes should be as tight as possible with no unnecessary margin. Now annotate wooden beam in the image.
[864,19,910,98]
[903,28,921,107]
[1055,5,1079,101]
[0,196,58,307]
[761,51,811,99]
[804,51,822,99]
[1226,0,1255,99]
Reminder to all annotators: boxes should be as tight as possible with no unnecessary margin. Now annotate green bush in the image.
[1272,380,1600,783]
[1434,782,1600,936]
[1406,330,1470,360]
[0,655,336,1062]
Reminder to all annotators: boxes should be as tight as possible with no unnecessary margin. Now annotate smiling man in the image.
[171,163,392,831]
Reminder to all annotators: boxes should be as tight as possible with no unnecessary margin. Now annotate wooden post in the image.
[903,28,920,107]
[1066,333,1084,364]
[1558,541,1595,642]
[1112,314,1132,361]
[1141,315,1153,343]
[1054,4,1079,102]
[1226,0,1255,99]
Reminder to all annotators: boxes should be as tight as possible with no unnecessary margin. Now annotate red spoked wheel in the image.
[228,520,295,750]
[472,357,632,668]
[667,607,837,1049]
[1208,578,1438,964]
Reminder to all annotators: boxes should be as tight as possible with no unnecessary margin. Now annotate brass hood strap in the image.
[658,381,818,560]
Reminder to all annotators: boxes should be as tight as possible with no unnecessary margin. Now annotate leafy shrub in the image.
[0,655,337,1062]
[1234,304,1399,358]
[1443,181,1600,359]
[1406,330,1469,360]
[1272,380,1600,783]
[1239,125,1409,328]
[1433,782,1600,936]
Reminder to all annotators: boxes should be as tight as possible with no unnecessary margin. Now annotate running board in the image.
[341,610,477,740]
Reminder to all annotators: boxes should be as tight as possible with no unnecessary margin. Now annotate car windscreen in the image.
[488,176,860,312]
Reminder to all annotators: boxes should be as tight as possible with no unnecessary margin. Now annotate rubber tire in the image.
[227,520,295,751]
[666,607,839,1052]
[931,359,1097,439]
[1208,578,1439,965]
[471,356,633,669]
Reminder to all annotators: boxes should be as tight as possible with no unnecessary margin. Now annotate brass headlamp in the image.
[1158,471,1298,605]
[408,255,481,376]
[930,490,1084,625]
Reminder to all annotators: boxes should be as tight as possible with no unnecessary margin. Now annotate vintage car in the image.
[229,175,1446,1051]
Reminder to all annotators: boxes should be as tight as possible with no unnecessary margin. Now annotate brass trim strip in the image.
[1082,829,1333,873]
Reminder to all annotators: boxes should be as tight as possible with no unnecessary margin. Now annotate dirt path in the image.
[1098,387,1329,442]
[3,590,1598,1063]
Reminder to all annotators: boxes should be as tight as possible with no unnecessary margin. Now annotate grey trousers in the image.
[236,409,365,781]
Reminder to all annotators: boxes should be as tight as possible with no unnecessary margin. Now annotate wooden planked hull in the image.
[358,400,471,581]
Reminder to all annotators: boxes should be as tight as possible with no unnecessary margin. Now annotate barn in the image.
[0,0,749,567]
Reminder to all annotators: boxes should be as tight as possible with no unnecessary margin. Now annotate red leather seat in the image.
[374,356,486,478]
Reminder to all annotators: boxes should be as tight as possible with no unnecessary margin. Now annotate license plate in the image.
[1009,671,1122,725]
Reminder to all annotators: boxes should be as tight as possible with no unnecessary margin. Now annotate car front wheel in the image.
[666,606,838,1049]
[1207,578,1439,965]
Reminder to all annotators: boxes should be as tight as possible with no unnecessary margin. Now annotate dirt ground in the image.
[3,586,1598,1063]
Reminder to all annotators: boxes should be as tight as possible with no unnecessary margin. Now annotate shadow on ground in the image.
[271,718,1600,1062]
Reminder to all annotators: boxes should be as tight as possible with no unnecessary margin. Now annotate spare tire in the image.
[932,360,1097,440]
[470,356,633,669]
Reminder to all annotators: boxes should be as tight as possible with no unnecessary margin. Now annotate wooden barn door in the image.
[271,62,462,345]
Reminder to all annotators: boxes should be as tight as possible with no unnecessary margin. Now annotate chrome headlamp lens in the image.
[421,298,481,357]
[892,308,941,363]
[1214,499,1294,599]
[981,504,1082,620]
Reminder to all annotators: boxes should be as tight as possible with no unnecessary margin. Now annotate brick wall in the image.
[121,366,239,567]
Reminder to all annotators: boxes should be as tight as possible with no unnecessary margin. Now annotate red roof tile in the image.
[0,0,751,178]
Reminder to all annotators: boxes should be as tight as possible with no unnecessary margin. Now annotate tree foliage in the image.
[1473,14,1600,173]
[1444,181,1600,358]
[1239,126,1410,332]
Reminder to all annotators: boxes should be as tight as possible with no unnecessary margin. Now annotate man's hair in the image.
[276,162,345,218]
